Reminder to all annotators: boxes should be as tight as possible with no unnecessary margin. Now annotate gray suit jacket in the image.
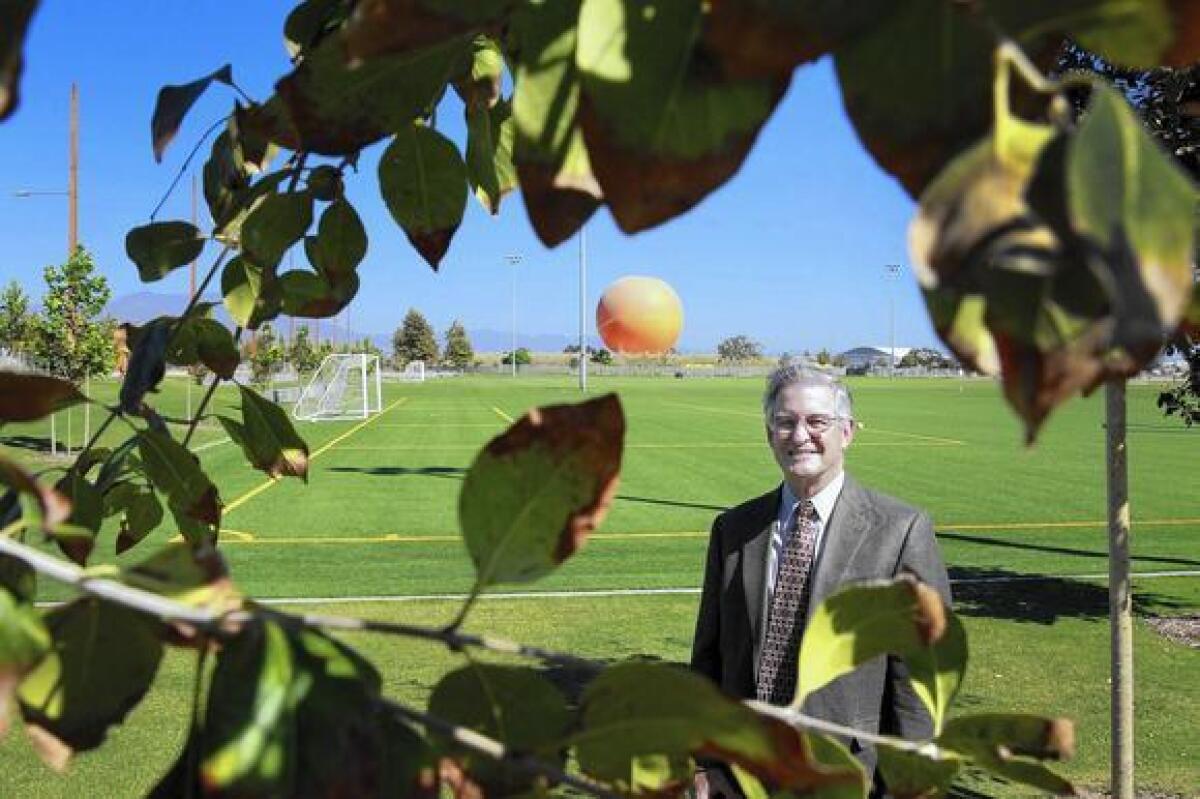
[690,474,951,779]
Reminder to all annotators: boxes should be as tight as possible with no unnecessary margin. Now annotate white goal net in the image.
[293,354,382,421]
[398,360,426,382]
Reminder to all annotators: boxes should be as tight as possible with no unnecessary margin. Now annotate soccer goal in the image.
[398,360,426,382]
[292,354,382,421]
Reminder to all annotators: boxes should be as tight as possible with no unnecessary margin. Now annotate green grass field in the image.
[1,375,1197,797]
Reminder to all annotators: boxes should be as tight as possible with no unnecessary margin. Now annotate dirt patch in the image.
[1146,615,1200,649]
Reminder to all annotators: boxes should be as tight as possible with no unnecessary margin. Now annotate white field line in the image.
[192,436,232,453]
[248,569,1200,606]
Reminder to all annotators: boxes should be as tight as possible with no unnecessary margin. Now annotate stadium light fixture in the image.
[504,254,523,377]
[884,264,902,377]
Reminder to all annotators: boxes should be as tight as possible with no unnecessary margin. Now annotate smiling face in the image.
[766,383,855,497]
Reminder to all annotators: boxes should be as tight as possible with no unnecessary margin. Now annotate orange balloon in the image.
[596,276,684,354]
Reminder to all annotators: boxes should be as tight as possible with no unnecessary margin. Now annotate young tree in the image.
[248,323,284,386]
[442,320,474,369]
[288,324,319,374]
[30,246,115,382]
[717,335,762,363]
[392,308,437,366]
[500,347,532,366]
[0,279,33,356]
[589,347,613,365]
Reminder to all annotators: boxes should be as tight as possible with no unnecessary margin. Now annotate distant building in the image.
[838,346,911,372]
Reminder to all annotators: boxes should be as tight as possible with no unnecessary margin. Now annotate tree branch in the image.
[747,700,938,755]
[183,327,243,448]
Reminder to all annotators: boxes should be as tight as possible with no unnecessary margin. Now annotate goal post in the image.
[292,353,383,421]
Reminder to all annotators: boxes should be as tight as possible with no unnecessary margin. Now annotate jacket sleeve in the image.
[690,515,724,685]
[883,511,952,741]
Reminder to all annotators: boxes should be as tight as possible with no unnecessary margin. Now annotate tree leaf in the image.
[429,664,569,792]
[378,124,468,269]
[284,0,351,58]
[459,393,623,590]
[122,543,239,613]
[0,455,70,535]
[1164,0,1200,65]
[240,190,313,270]
[228,102,279,175]
[18,600,163,770]
[576,0,786,232]
[136,430,221,546]
[906,611,967,735]
[343,0,510,61]
[938,714,1076,796]
[52,473,103,565]
[876,744,965,799]
[307,198,367,279]
[167,316,240,379]
[222,385,310,481]
[278,268,359,318]
[796,576,948,708]
[1065,0,1174,69]
[0,372,86,422]
[126,221,205,282]
[0,586,50,738]
[466,97,517,215]
[575,661,861,794]
[0,554,35,603]
[151,64,233,162]
[510,0,603,246]
[221,255,281,329]
[277,32,468,156]
[453,35,504,111]
[106,482,164,555]
[0,0,38,121]
[118,318,172,414]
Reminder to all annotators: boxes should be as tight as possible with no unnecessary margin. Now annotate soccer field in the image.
[1,375,1197,796]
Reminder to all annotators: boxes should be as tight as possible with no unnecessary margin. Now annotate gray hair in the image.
[762,359,854,421]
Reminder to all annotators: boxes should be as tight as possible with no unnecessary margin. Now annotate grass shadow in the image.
[950,566,1189,624]
[0,434,55,453]
[939,530,1200,569]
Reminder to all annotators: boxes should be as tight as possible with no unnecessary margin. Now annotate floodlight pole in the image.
[505,254,523,377]
[1106,379,1134,799]
[884,264,901,377]
[579,225,588,392]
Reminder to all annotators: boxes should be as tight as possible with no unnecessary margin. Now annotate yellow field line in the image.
[376,423,499,428]
[492,406,515,423]
[223,397,409,515]
[212,517,1200,546]
[857,426,964,446]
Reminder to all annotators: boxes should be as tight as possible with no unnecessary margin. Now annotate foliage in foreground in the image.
[1,0,1198,796]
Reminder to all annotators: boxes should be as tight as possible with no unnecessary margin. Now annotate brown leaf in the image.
[0,0,38,121]
[151,64,233,163]
[343,0,503,62]
[0,372,86,422]
[25,724,71,772]
[578,80,787,233]
[0,456,71,532]
[908,576,948,645]
[516,163,602,248]
[407,228,456,272]
[702,716,863,792]
[1165,0,1200,66]
[188,484,222,527]
[438,756,484,799]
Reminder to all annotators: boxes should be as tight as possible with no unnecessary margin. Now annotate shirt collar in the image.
[780,470,845,526]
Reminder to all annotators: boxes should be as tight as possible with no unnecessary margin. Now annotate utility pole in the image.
[505,254,523,377]
[188,174,198,422]
[579,227,588,392]
[70,83,80,456]
[884,264,901,377]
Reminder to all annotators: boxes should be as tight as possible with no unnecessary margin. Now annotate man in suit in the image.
[690,363,951,796]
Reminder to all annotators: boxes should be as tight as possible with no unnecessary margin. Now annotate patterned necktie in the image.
[756,499,820,705]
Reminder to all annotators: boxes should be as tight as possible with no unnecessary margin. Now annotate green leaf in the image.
[240,190,313,270]
[201,619,297,793]
[221,255,281,329]
[466,97,517,215]
[429,664,569,791]
[343,0,509,61]
[18,600,163,770]
[277,33,469,156]
[167,316,240,379]
[151,64,233,162]
[1063,83,1197,350]
[453,34,504,111]
[136,430,222,546]
[876,744,964,799]
[460,394,624,590]
[105,481,164,555]
[278,268,359,318]
[52,473,103,565]
[0,0,39,121]
[284,0,351,58]
[0,455,70,535]
[510,0,602,246]
[939,714,1076,796]
[378,123,468,269]
[222,386,310,481]
[0,555,35,602]
[1064,0,1174,68]
[229,102,278,175]
[307,198,367,279]
[576,0,784,232]
[118,318,172,414]
[0,372,86,422]
[906,610,967,734]
[574,661,860,793]
[796,576,948,707]
[125,221,205,282]
[0,586,50,737]
[122,544,239,614]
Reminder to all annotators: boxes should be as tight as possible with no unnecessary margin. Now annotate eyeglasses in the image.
[770,414,843,436]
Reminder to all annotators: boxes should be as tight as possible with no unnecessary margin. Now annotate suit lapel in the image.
[807,474,873,623]
[741,488,780,651]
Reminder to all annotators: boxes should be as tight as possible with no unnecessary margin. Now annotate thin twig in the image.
[183,327,243,448]
[748,700,938,756]
[150,115,231,221]
[385,701,621,799]
[64,409,119,477]
[175,246,232,326]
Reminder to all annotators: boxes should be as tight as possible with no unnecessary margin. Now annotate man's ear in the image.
[841,417,857,446]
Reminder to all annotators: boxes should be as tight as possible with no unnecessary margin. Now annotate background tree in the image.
[501,347,532,366]
[717,335,762,363]
[392,308,437,367]
[248,323,284,386]
[0,279,33,357]
[288,324,319,374]
[29,246,114,382]
[815,348,831,366]
[590,347,613,365]
[442,320,474,369]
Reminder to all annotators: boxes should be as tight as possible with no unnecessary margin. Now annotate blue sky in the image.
[0,3,939,355]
